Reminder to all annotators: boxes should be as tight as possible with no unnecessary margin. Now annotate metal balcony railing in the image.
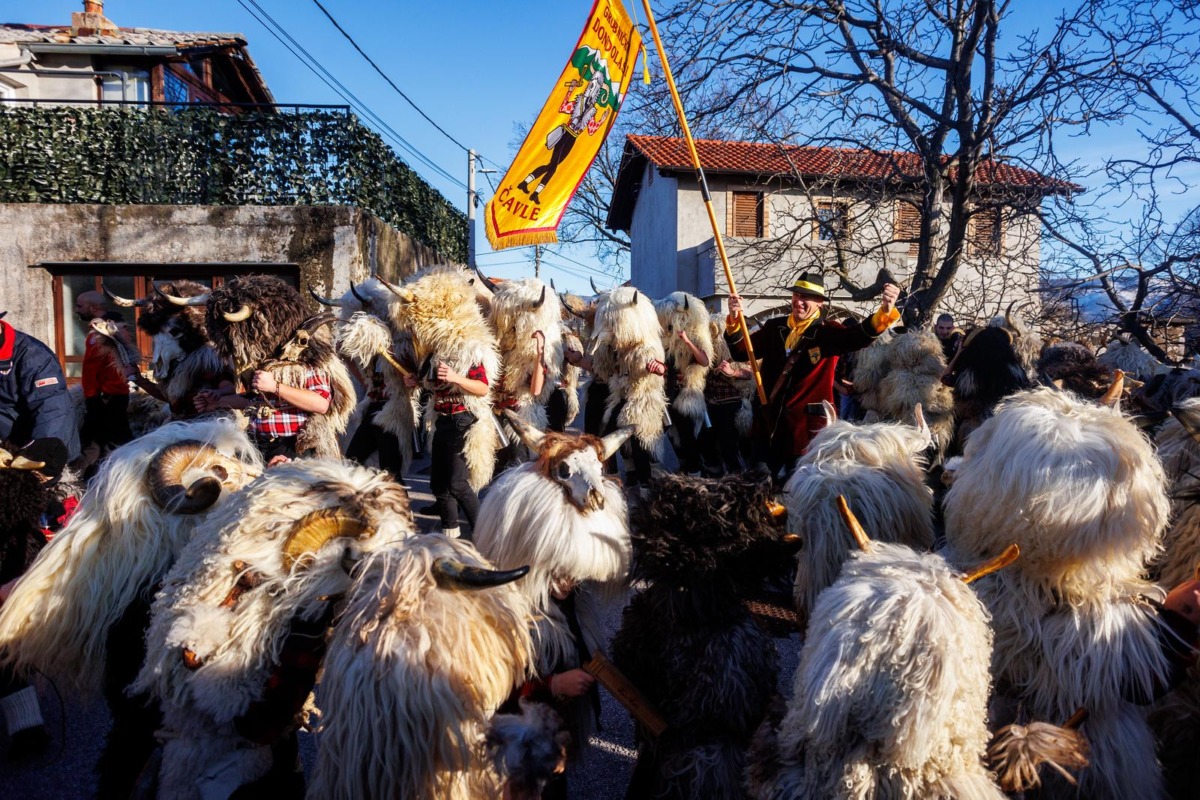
[0,101,467,262]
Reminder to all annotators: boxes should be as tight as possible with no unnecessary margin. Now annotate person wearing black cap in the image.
[726,271,900,475]
[0,313,74,462]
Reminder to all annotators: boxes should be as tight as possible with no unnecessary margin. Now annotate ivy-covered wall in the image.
[0,106,467,262]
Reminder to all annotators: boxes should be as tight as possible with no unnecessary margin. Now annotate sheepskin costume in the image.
[389,266,501,490]
[612,472,792,799]
[655,291,714,427]
[311,534,535,800]
[942,387,1173,799]
[1098,336,1169,382]
[0,441,50,584]
[488,278,564,431]
[591,286,668,454]
[559,325,584,427]
[134,457,412,799]
[1154,399,1200,588]
[989,306,1042,379]
[135,279,230,415]
[204,275,356,459]
[750,541,1004,800]
[1036,341,1115,400]
[952,325,1032,447]
[708,313,756,437]
[854,329,955,463]
[785,412,935,625]
[333,278,420,473]
[0,416,261,696]
[473,418,633,749]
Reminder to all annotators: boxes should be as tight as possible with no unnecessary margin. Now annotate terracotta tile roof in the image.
[627,134,1077,191]
[607,134,1080,231]
[0,23,247,49]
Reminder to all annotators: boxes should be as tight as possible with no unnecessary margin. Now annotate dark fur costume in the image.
[0,442,48,585]
[207,277,354,458]
[1036,342,1114,400]
[138,280,230,417]
[952,327,1032,449]
[611,472,793,799]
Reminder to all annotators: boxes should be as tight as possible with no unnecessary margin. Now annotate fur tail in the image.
[986,719,1090,792]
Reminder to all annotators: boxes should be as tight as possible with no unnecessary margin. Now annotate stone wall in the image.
[0,203,444,346]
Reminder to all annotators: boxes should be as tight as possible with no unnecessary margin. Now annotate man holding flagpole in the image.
[726,272,900,476]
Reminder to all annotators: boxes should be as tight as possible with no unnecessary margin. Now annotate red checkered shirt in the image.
[433,363,488,415]
[251,368,332,439]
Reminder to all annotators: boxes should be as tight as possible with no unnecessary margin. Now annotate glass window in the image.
[164,71,189,108]
[816,201,849,242]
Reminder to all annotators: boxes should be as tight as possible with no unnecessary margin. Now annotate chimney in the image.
[72,1,119,37]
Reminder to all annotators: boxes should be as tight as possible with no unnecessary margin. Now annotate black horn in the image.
[102,282,146,308]
[473,266,500,294]
[350,282,370,305]
[432,558,530,590]
[533,285,546,309]
[308,286,343,307]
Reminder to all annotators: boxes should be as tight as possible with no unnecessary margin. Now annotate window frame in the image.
[728,189,768,239]
[814,199,850,243]
[968,206,1006,257]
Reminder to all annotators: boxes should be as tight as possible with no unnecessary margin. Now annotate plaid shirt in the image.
[251,368,332,439]
[433,363,488,415]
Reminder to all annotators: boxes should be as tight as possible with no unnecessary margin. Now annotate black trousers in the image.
[669,409,703,474]
[603,401,653,486]
[546,388,569,433]
[345,402,405,480]
[698,400,744,476]
[83,393,133,450]
[430,413,480,530]
[253,434,298,463]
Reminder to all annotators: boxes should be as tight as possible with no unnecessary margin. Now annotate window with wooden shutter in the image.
[730,191,765,238]
[815,201,849,242]
[969,207,1004,256]
[894,201,922,256]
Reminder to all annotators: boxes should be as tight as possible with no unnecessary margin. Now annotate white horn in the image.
[600,426,636,461]
[502,409,545,451]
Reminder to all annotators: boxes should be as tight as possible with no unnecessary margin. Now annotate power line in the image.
[310,0,473,155]
[236,0,467,192]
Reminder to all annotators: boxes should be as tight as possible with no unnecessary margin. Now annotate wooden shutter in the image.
[894,201,921,256]
[731,191,764,237]
[969,207,1003,256]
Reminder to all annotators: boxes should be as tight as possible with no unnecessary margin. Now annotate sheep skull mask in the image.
[503,410,633,512]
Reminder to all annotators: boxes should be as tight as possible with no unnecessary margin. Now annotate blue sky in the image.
[3,1,1188,292]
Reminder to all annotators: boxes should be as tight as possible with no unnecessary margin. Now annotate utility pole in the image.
[534,244,541,279]
[467,149,477,269]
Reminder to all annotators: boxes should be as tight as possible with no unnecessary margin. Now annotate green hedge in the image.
[0,106,467,262]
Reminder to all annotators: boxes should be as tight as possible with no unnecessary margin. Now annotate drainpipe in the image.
[0,49,33,70]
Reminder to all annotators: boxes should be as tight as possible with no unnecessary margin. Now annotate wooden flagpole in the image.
[639,0,767,405]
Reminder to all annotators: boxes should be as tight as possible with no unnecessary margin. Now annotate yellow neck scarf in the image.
[785,308,819,352]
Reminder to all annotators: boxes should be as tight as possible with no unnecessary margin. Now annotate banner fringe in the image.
[484,226,560,252]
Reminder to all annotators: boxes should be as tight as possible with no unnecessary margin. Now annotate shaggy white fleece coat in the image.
[0,417,261,696]
[943,388,1171,799]
[490,278,564,431]
[656,291,714,424]
[591,286,667,454]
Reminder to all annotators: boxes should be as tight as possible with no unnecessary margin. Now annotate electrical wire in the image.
[236,0,468,192]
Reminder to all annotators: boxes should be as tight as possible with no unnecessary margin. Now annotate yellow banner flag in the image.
[486,0,641,250]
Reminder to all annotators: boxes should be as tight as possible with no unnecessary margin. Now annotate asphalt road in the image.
[0,446,802,799]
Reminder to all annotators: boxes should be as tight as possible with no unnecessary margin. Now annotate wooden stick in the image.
[640,0,766,405]
[836,495,872,552]
[378,349,411,377]
[582,653,668,737]
[1063,707,1089,730]
[962,544,1021,584]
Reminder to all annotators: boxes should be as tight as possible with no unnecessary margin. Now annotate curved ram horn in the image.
[349,282,370,305]
[1099,370,1125,408]
[432,558,530,590]
[1004,300,1021,334]
[102,282,146,308]
[502,409,546,451]
[600,426,636,461]
[222,305,253,323]
[282,508,372,569]
[300,311,338,333]
[472,266,500,294]
[379,276,415,303]
[308,286,343,307]
[590,277,601,295]
[146,440,228,514]
[9,455,46,470]
[154,283,210,307]
[533,285,546,309]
